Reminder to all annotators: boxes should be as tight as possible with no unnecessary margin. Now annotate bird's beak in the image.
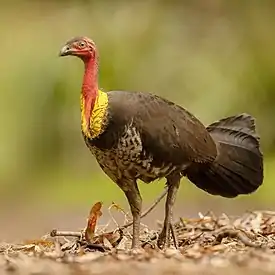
[59,45,71,57]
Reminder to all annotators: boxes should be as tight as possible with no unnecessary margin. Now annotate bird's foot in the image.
[157,223,179,249]
[157,229,170,249]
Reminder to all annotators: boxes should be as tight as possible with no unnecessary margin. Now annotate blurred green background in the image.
[1,0,275,240]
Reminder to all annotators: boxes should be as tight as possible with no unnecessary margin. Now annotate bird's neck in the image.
[81,56,108,139]
[81,57,98,126]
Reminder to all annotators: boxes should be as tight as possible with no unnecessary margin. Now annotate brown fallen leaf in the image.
[23,239,54,248]
[103,237,113,250]
[84,201,103,243]
[94,230,122,247]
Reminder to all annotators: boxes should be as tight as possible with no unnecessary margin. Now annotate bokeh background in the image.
[1,0,275,241]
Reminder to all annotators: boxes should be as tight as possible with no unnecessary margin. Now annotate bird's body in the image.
[59,37,264,249]
[83,90,217,185]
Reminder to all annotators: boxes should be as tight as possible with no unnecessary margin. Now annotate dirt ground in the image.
[2,210,275,275]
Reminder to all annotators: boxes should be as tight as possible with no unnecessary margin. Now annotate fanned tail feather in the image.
[186,114,263,198]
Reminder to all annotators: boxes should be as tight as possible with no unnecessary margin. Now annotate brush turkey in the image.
[59,37,263,249]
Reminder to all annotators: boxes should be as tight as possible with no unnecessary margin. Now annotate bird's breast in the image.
[85,124,180,183]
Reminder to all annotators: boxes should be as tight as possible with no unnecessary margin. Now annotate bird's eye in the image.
[78,41,86,48]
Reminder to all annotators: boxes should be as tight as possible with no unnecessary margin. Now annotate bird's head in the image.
[59,36,96,61]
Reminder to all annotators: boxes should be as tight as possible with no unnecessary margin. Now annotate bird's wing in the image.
[107,91,217,167]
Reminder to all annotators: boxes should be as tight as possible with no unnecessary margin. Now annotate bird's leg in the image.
[119,179,142,249]
[120,185,168,229]
[157,173,181,249]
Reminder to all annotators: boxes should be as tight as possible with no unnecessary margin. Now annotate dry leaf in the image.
[23,239,54,248]
[116,236,128,250]
[84,201,103,243]
[95,230,121,247]
[105,230,121,245]
[103,237,113,250]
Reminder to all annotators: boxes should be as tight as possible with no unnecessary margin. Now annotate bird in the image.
[59,36,263,250]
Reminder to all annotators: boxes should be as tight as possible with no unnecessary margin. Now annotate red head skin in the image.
[59,37,99,130]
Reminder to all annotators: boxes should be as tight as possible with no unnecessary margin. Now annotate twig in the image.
[108,202,130,228]
[214,229,261,248]
[120,186,168,229]
[50,229,82,238]
[262,231,275,236]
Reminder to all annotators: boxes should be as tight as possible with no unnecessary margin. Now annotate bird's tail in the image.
[185,114,263,198]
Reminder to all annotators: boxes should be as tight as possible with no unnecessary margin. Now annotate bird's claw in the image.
[157,231,169,249]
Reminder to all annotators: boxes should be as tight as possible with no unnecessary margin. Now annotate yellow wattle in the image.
[81,90,108,139]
